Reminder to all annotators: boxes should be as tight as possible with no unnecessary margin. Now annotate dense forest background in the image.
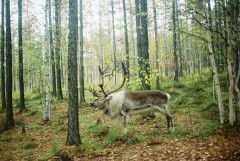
[0,0,239,160]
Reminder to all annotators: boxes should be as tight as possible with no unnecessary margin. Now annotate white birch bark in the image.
[203,0,224,124]
[226,0,238,126]
[43,0,51,121]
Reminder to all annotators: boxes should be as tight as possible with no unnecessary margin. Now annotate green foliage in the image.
[4,137,13,142]
[55,125,64,133]
[23,141,37,149]
[170,125,192,138]
[47,140,60,154]
[198,121,219,136]
[14,133,31,141]
[22,109,38,117]
[15,117,24,126]
[22,150,33,155]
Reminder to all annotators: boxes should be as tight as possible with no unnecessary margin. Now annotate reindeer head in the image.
[90,62,127,111]
[90,92,112,110]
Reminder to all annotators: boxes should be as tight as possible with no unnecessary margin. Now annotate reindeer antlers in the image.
[105,62,127,96]
[89,87,99,97]
[95,62,127,97]
[99,84,107,97]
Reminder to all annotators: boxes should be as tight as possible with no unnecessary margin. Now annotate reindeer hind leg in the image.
[154,105,174,132]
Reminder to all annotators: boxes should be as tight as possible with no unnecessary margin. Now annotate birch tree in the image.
[111,0,117,85]
[226,0,239,126]
[43,0,51,121]
[202,0,224,124]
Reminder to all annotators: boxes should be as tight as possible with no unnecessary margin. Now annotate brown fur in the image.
[124,90,168,106]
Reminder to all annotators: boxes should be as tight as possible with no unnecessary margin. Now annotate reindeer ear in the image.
[106,96,112,101]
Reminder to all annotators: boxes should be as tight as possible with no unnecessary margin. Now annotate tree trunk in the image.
[79,0,85,103]
[218,0,223,73]
[122,0,130,89]
[214,0,220,72]
[203,0,224,124]
[128,0,136,67]
[226,0,239,126]
[140,0,150,90]
[55,0,63,100]
[1,0,6,110]
[111,0,117,85]
[5,0,14,128]
[176,0,182,77]
[66,0,82,145]
[172,0,178,81]
[164,0,168,77]
[153,0,160,90]
[18,0,25,111]
[99,0,104,69]
[44,0,51,122]
[49,0,56,97]
[135,0,143,84]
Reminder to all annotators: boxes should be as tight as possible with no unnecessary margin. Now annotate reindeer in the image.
[90,63,174,133]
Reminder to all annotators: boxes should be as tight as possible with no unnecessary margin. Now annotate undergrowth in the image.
[0,70,236,160]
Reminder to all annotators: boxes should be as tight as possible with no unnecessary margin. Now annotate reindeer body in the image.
[91,90,174,133]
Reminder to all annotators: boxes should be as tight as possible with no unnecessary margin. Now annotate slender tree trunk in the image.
[49,0,56,97]
[227,0,239,126]
[153,0,159,90]
[135,0,143,83]
[99,0,104,72]
[1,0,6,110]
[66,0,82,145]
[140,0,150,90]
[203,0,224,124]
[221,0,228,76]
[172,0,178,81]
[122,0,130,89]
[164,0,168,77]
[5,0,14,128]
[128,1,136,67]
[44,0,51,121]
[214,0,220,72]
[79,0,85,103]
[18,0,25,111]
[218,0,223,73]
[55,0,63,99]
[176,0,182,77]
[111,0,117,85]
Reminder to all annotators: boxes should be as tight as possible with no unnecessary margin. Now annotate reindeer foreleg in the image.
[121,111,129,134]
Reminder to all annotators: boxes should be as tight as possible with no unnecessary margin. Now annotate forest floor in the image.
[0,74,240,160]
